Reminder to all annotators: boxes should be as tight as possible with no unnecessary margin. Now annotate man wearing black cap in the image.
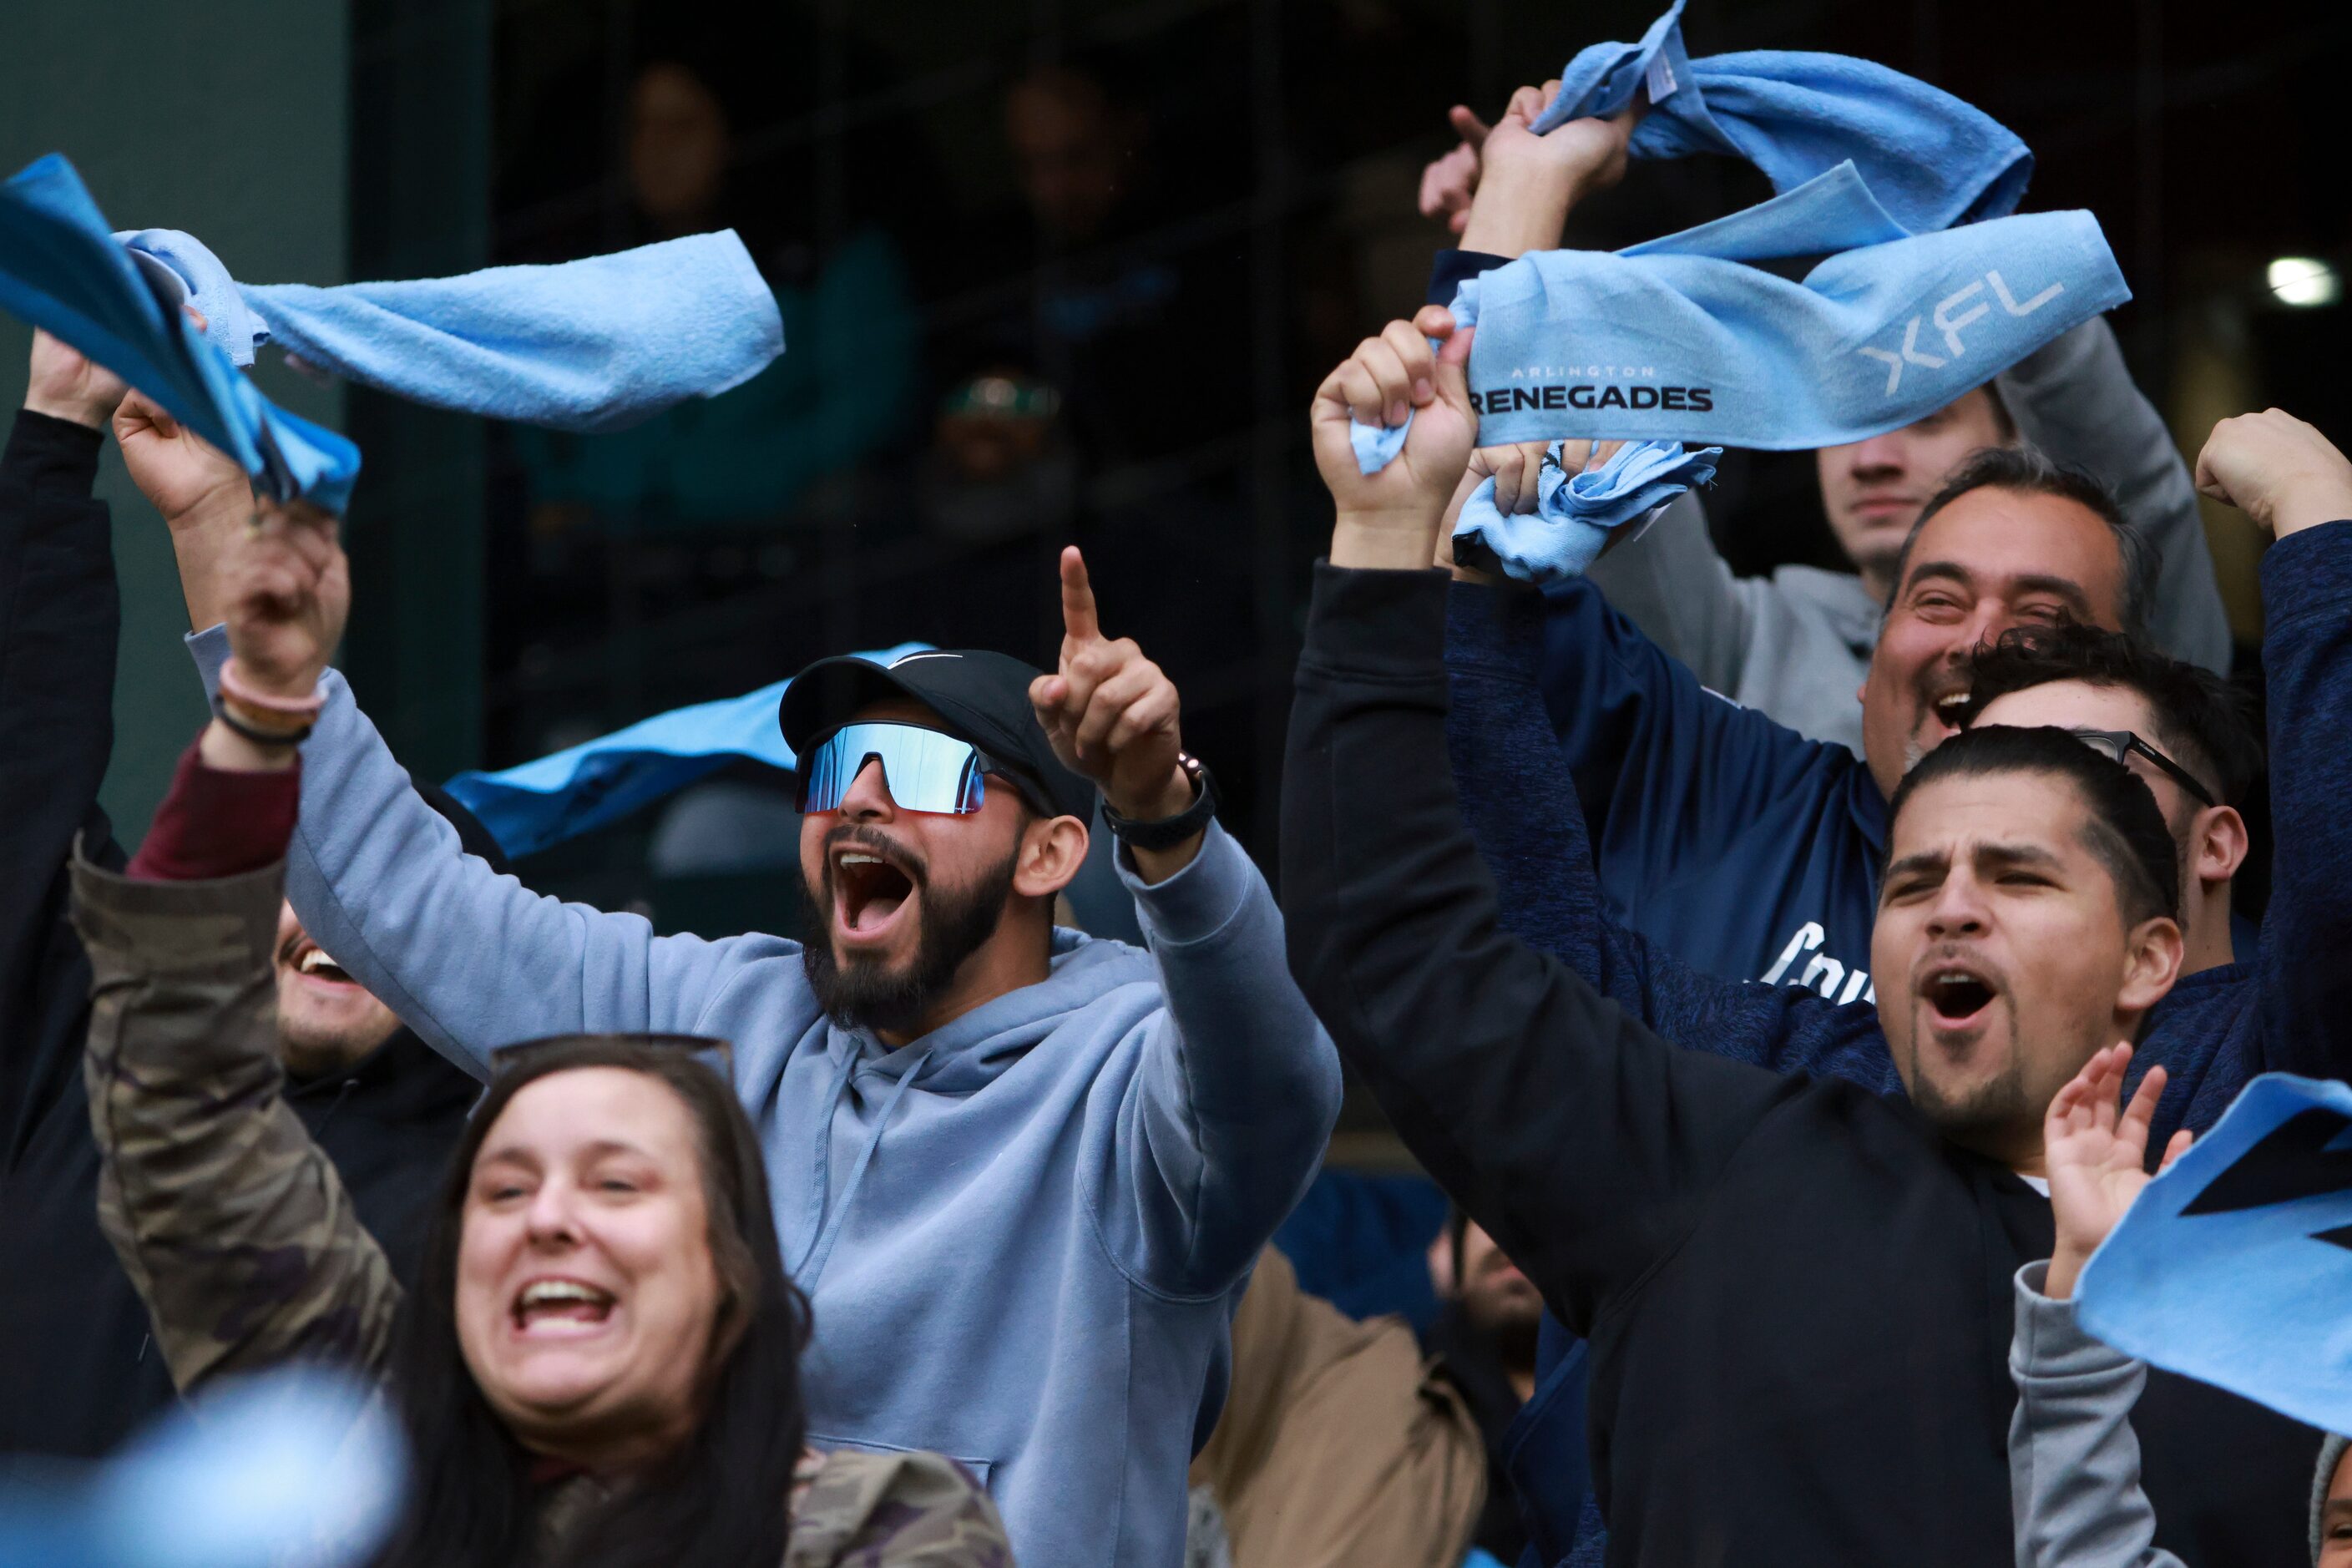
[124,410,1342,1568]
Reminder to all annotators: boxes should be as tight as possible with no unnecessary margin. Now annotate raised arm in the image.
[72,719,402,1393]
[117,406,773,1077]
[2196,411,2352,1082]
[1444,576,1897,1093]
[2008,1047,2190,1568]
[2000,317,2230,675]
[0,333,124,1151]
[1028,549,1342,1293]
[1286,314,1793,1328]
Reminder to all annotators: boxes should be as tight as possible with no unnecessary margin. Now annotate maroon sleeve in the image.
[127,736,301,882]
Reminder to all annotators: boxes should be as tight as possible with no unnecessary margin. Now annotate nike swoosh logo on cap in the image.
[889,651,964,665]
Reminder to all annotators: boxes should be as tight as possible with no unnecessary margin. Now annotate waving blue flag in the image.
[2077,1073,2352,1437]
[444,644,929,857]
[0,155,360,513]
[1537,0,2031,233]
[1354,163,2125,468]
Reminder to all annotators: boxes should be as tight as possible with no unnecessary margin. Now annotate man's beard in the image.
[1461,1292,1542,1374]
[1907,1041,2032,1156]
[801,831,1021,1039]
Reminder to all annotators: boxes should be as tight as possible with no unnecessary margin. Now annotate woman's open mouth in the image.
[511,1278,618,1338]
[832,848,918,944]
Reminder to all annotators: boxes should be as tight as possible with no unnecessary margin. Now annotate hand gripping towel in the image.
[2075,1073,2352,1439]
[1453,438,1720,584]
[442,643,928,857]
[1353,161,2127,470]
[116,226,784,435]
[1535,0,2031,234]
[0,154,359,511]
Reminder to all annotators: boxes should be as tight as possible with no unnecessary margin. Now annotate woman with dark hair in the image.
[73,736,1010,1566]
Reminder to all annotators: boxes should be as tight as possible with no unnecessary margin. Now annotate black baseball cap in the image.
[780,648,1097,823]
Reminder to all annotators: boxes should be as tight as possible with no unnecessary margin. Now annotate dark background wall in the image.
[3,0,2345,931]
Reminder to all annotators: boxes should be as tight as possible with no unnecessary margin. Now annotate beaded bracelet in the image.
[217,658,326,721]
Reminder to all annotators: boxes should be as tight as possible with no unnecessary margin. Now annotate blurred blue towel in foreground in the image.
[0,1365,404,1568]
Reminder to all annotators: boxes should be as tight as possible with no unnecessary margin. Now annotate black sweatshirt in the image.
[0,412,477,1464]
[1280,564,2249,1568]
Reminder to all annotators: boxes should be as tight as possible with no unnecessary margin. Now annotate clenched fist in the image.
[2193,408,2352,541]
[223,498,349,705]
[1310,307,1478,570]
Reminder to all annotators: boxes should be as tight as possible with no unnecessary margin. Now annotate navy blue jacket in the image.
[1535,572,1887,997]
[1446,520,2352,1565]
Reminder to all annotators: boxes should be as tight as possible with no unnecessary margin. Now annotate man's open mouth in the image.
[511,1277,617,1337]
[285,939,358,987]
[1921,965,1997,1028]
[1929,686,1972,731]
[832,847,918,938]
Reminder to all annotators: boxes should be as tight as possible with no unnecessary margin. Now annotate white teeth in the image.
[518,1281,611,1308]
[840,852,883,866]
[298,948,344,975]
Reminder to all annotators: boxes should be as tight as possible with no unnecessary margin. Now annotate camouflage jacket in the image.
[73,856,1013,1565]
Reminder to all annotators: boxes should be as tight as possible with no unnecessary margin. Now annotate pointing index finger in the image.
[1060,545,1101,646]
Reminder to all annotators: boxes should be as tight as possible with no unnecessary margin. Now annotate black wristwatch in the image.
[1103,752,1218,852]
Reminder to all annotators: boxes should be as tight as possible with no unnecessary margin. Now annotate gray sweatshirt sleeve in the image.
[2009,1259,2186,1568]
[186,625,781,1076]
[1097,822,1343,1296]
[1996,317,2232,674]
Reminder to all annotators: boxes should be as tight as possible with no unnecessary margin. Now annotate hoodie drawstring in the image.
[791,1044,935,1292]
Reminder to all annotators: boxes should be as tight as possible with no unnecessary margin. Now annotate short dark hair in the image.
[1955,623,2263,806]
[1884,448,2156,642]
[1884,725,2180,928]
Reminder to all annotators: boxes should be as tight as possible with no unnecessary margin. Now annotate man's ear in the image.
[2117,916,2185,1018]
[2191,805,2250,888]
[1012,815,1090,899]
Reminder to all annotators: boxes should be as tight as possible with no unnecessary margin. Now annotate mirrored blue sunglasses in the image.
[797,721,1039,817]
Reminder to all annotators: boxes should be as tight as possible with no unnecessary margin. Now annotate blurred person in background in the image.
[1426,1213,1542,1567]
[1186,1244,1485,1568]
[514,42,919,539]
[1418,83,2231,759]
[0,341,482,1465]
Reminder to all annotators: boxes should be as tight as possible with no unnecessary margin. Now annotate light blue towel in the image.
[119,226,784,435]
[0,1365,402,1568]
[1536,0,2031,234]
[1453,438,1720,584]
[1354,162,2126,468]
[443,642,928,857]
[2076,1073,2352,1439]
[0,154,360,511]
